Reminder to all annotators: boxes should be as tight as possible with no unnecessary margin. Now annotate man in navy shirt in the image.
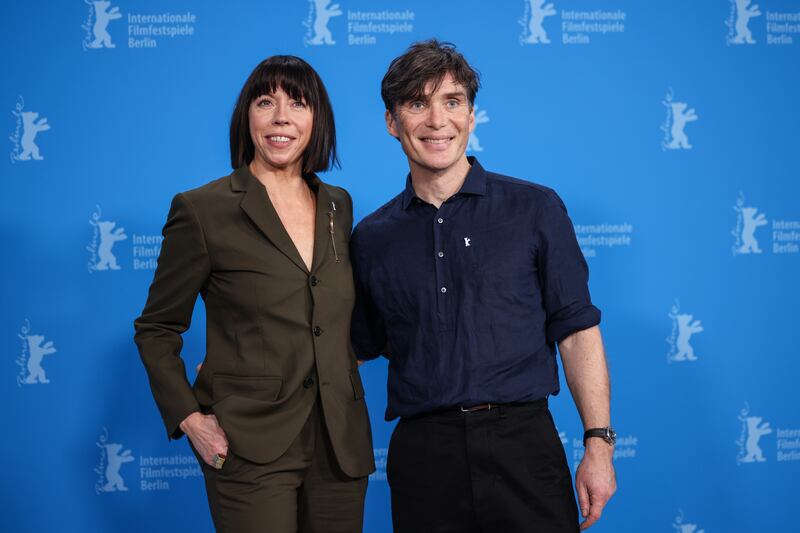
[351,40,616,532]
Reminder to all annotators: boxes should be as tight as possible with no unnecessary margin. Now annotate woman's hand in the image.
[180,412,229,468]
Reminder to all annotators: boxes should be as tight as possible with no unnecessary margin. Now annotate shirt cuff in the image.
[547,304,602,344]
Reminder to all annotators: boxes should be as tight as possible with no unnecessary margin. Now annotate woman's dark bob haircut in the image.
[230,55,339,173]
[381,39,480,113]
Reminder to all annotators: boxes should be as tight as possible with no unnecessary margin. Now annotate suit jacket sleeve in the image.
[134,192,211,440]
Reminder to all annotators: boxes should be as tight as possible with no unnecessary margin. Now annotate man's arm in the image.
[350,224,389,364]
[558,325,616,531]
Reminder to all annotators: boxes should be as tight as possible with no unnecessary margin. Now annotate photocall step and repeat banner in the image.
[3,0,798,531]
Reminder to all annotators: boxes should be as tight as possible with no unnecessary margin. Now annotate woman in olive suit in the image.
[134,56,374,533]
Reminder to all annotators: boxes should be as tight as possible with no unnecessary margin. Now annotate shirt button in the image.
[438,251,444,258]
[313,326,322,336]
[303,377,315,388]
[437,218,444,224]
[310,276,318,287]
[441,287,447,293]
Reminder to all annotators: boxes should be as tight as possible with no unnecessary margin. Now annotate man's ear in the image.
[385,109,399,139]
[468,104,476,134]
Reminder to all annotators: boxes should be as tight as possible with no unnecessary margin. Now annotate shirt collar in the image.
[401,156,488,210]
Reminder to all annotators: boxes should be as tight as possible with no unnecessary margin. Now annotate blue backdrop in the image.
[3,1,799,531]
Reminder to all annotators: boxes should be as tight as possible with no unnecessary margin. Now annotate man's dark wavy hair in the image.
[381,39,481,112]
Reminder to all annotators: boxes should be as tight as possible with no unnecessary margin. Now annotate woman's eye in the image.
[292,101,307,108]
[257,99,273,108]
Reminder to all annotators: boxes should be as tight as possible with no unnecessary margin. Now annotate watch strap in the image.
[583,427,616,446]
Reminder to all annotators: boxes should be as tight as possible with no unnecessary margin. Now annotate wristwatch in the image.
[583,426,616,446]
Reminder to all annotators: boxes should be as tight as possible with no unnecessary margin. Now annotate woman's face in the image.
[248,87,313,174]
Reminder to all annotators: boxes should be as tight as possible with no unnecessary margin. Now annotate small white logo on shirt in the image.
[464,237,471,247]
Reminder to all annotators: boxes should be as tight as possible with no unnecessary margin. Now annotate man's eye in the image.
[446,100,460,109]
[410,101,425,110]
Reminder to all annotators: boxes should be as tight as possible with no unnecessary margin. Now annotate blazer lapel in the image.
[310,176,333,274]
[232,166,309,274]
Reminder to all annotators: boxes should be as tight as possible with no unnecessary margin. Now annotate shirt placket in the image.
[432,202,452,332]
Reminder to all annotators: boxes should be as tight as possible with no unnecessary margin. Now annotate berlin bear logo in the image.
[521,0,557,44]
[732,193,768,255]
[95,429,135,493]
[738,206,767,254]
[102,443,134,491]
[732,0,761,45]
[84,0,122,49]
[307,0,342,45]
[467,106,489,152]
[23,334,57,384]
[661,87,700,150]
[15,111,51,161]
[737,403,772,464]
[673,510,705,533]
[743,417,772,462]
[667,300,703,363]
[96,221,127,270]
[88,206,128,272]
[666,102,698,150]
[16,321,57,386]
[661,88,698,151]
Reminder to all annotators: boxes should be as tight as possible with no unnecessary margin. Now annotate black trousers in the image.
[387,399,580,533]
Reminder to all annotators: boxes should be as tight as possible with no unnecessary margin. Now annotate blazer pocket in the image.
[212,374,282,403]
[349,371,365,401]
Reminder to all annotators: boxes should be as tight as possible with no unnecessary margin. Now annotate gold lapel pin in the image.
[328,202,339,263]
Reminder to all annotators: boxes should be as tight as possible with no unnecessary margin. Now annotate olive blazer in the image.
[134,166,375,478]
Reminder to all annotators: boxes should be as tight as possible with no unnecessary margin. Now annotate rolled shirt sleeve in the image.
[536,193,601,344]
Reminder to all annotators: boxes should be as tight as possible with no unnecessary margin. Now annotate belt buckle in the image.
[460,403,494,413]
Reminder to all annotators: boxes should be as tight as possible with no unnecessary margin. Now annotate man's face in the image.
[386,73,475,175]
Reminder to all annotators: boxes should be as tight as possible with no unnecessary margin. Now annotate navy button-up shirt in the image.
[350,157,600,420]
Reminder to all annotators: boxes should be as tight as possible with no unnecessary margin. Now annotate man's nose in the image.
[425,103,446,128]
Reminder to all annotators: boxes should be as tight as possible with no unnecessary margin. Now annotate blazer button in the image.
[310,276,318,287]
[313,326,322,336]
[303,377,315,389]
